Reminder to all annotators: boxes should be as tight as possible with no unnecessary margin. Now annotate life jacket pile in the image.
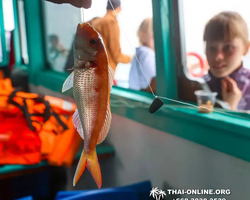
[0,76,82,167]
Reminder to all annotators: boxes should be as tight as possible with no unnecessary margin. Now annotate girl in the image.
[129,17,156,93]
[203,11,250,111]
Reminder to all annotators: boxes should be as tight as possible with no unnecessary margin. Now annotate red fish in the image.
[62,23,114,188]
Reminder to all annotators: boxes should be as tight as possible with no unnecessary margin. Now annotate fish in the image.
[62,23,114,189]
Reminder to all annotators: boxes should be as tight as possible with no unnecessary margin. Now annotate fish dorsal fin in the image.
[98,102,112,144]
[108,65,114,92]
[62,71,74,93]
[73,108,84,140]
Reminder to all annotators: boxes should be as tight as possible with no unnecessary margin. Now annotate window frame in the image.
[152,0,177,99]
[13,0,23,67]
[23,0,250,162]
[0,0,9,67]
[170,0,206,103]
[23,0,46,84]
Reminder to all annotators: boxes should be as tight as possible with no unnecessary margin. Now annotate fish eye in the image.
[90,39,97,45]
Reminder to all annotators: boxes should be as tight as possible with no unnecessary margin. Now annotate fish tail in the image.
[73,149,102,189]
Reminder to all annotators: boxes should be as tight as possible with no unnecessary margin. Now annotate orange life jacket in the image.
[0,76,81,166]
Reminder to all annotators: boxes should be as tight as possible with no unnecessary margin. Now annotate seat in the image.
[55,180,152,200]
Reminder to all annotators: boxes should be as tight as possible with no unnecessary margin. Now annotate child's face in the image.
[205,37,249,78]
[138,31,154,50]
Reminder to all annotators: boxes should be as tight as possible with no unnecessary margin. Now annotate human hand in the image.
[128,55,134,62]
[45,0,92,8]
[221,77,242,110]
[141,77,156,93]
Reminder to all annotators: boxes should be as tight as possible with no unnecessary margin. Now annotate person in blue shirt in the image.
[129,17,156,93]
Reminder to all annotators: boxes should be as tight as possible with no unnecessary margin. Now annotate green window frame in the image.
[0,0,8,67]
[23,0,250,162]
[13,0,22,67]
[0,0,23,68]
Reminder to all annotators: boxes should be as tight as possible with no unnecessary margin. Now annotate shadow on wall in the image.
[162,181,182,200]
[65,141,120,190]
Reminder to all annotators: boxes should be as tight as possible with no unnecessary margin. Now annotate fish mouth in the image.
[85,61,97,68]
[69,60,97,71]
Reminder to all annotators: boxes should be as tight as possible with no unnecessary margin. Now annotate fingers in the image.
[224,77,237,87]
[224,77,239,92]
[221,79,228,92]
[82,0,92,8]
[72,0,92,8]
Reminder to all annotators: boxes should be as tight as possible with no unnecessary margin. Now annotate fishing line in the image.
[111,99,149,108]
[110,98,250,120]
[77,5,249,120]
[80,7,85,23]
[107,0,155,96]
[107,0,250,121]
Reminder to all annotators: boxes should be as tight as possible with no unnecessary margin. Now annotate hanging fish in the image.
[62,23,114,188]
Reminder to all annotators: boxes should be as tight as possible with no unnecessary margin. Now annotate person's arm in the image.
[45,0,92,8]
[106,20,132,64]
[141,77,156,93]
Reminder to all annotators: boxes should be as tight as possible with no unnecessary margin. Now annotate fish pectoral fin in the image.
[98,102,112,144]
[108,65,115,92]
[62,71,74,93]
[73,108,84,140]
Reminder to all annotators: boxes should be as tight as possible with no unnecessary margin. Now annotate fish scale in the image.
[73,68,103,149]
